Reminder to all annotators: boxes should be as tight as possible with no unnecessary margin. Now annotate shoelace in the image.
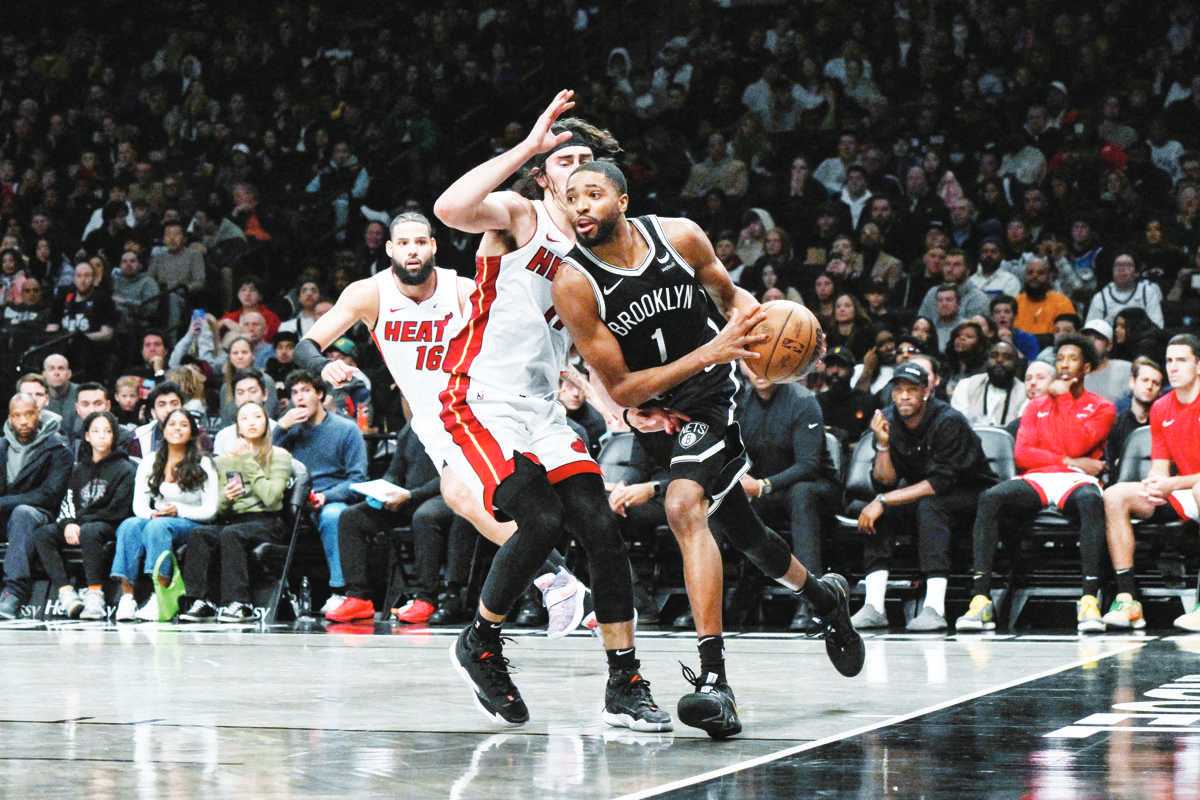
[475,636,519,692]
[679,662,706,689]
[613,671,659,711]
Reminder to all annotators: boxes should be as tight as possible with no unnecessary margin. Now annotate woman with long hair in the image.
[180,401,294,623]
[909,315,939,355]
[943,320,990,396]
[1111,307,1163,362]
[809,271,838,330]
[746,227,798,292]
[31,412,136,620]
[167,366,208,416]
[824,292,873,359]
[219,336,277,424]
[110,409,219,621]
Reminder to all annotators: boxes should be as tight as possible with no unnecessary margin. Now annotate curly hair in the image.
[149,409,209,497]
[517,117,622,198]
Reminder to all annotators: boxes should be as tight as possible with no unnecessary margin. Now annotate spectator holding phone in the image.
[180,401,294,623]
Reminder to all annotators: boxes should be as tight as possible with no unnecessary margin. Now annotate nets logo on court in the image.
[679,421,709,449]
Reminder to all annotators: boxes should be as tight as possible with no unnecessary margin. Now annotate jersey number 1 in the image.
[651,328,667,363]
[415,345,444,371]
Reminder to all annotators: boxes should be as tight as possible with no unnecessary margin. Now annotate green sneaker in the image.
[1101,593,1146,630]
[1173,604,1200,632]
[955,594,996,631]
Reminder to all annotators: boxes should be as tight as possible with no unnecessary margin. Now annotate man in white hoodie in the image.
[839,166,873,229]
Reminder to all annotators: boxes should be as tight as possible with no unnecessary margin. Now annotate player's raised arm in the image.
[433,90,576,234]
[294,278,378,387]
[662,217,760,320]
[553,265,767,408]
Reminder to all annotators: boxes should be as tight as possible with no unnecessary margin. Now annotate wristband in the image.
[873,444,889,453]
[622,408,632,427]
[760,478,773,495]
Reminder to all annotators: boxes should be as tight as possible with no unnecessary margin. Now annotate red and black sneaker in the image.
[392,598,435,624]
[449,626,529,726]
[325,596,375,623]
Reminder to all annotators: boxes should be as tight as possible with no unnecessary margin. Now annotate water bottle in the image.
[299,576,312,619]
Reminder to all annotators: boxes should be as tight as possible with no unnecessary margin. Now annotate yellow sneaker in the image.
[1076,594,1104,632]
[1101,593,1146,630]
[955,594,996,631]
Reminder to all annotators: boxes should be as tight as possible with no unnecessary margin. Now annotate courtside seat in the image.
[250,461,317,623]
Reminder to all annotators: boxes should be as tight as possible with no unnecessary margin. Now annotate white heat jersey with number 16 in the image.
[370,266,465,450]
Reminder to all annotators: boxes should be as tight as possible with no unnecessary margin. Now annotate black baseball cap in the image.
[892,362,930,386]
[824,346,855,367]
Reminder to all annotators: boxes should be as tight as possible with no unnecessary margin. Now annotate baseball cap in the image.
[327,336,357,357]
[1082,319,1113,342]
[892,362,930,386]
[824,346,855,367]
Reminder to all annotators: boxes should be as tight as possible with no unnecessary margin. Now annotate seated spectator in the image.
[861,281,894,327]
[1105,356,1164,468]
[851,326,897,395]
[1015,257,1076,338]
[0,394,73,619]
[943,320,990,395]
[1111,307,1161,362]
[969,237,1022,299]
[809,271,837,327]
[65,382,112,447]
[824,292,873,359]
[1036,313,1083,363]
[817,346,878,442]
[124,329,171,389]
[852,362,997,632]
[990,295,1040,362]
[278,281,322,338]
[755,264,804,304]
[273,370,367,615]
[3,277,49,328]
[131,381,187,459]
[179,401,294,623]
[113,376,143,428]
[43,354,78,430]
[221,275,281,340]
[237,311,275,368]
[220,338,279,425]
[1102,335,1200,632]
[214,370,278,455]
[148,220,204,331]
[111,408,219,622]
[1086,253,1165,328]
[932,284,964,351]
[169,314,222,374]
[891,244,946,312]
[31,411,135,619]
[908,316,938,354]
[47,261,116,373]
[1082,319,1133,402]
[0,247,27,304]
[736,364,840,632]
[951,340,1027,427]
[167,366,207,416]
[110,250,159,329]
[265,330,298,386]
[558,372,606,458]
[326,422,472,626]
[918,249,991,324]
[15,373,50,412]
[956,336,1115,633]
[323,337,372,421]
[305,140,371,241]
[1008,360,1056,437]
[858,224,902,290]
[680,132,748,201]
[602,436,670,626]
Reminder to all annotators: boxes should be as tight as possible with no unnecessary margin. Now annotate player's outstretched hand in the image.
[525,90,576,154]
[627,406,691,435]
[321,359,356,388]
[703,307,770,366]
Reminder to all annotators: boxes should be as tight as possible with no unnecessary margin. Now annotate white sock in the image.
[864,570,888,612]
[924,577,948,616]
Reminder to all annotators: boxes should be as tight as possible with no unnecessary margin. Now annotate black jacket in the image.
[0,431,73,516]
[738,384,838,491]
[56,451,136,528]
[382,425,439,506]
[873,398,997,495]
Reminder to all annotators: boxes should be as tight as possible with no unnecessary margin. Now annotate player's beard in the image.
[578,212,619,247]
[392,255,435,285]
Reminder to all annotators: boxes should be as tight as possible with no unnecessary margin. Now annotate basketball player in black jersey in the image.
[554,161,864,739]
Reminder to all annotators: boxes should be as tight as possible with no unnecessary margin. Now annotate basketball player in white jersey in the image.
[433,91,671,730]
[294,212,588,635]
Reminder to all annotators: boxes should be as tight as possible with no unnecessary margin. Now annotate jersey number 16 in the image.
[415,345,444,371]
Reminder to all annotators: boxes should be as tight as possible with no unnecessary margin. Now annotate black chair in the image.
[254,460,314,625]
[1115,425,1198,616]
[825,430,845,485]
[834,431,876,531]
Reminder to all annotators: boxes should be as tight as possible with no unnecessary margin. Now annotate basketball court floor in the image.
[2,619,1198,798]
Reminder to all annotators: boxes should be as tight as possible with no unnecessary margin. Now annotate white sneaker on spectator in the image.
[115,593,138,622]
[320,594,346,615]
[134,594,160,622]
[79,589,107,621]
[58,586,84,619]
[535,571,584,639]
[850,604,888,629]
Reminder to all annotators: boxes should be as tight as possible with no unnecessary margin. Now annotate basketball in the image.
[744,300,821,383]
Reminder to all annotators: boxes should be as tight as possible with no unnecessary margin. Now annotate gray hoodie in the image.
[6,411,62,484]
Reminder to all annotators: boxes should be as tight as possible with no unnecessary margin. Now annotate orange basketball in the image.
[744,300,821,383]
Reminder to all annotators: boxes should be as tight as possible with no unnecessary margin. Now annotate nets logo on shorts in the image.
[679,421,709,449]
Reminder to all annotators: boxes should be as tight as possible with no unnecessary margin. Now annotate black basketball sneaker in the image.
[603,668,673,732]
[817,573,866,678]
[677,663,742,739]
[449,626,530,725]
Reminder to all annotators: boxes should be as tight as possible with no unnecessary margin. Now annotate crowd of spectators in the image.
[0,1,1199,630]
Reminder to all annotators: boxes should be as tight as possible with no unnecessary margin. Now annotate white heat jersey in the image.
[370,267,465,448]
[443,200,573,402]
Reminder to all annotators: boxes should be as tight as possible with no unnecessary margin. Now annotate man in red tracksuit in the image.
[955,335,1116,633]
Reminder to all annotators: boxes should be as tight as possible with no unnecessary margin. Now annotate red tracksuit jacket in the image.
[1015,389,1116,474]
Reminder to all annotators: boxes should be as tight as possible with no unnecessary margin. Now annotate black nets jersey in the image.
[563,214,738,426]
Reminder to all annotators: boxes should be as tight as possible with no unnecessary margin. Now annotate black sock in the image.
[541,549,568,574]
[1082,576,1101,597]
[606,647,639,674]
[1115,569,1137,597]
[472,611,503,644]
[798,573,837,615]
[972,572,991,598]
[698,635,726,681]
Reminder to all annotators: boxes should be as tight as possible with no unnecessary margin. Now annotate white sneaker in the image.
[115,593,138,622]
[320,593,346,615]
[79,589,107,621]
[134,594,160,622]
[534,571,584,639]
[1175,605,1200,632]
[58,586,84,618]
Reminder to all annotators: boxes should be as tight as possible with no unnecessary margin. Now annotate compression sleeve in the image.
[295,338,330,374]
